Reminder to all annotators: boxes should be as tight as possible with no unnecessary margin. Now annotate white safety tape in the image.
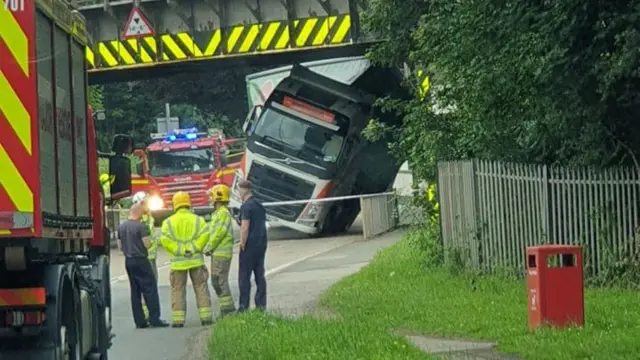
[191,191,397,213]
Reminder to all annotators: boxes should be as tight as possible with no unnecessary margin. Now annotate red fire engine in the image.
[131,127,244,224]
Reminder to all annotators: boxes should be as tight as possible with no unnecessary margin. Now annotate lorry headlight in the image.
[299,203,320,221]
[231,171,242,202]
[232,171,242,192]
[147,195,164,211]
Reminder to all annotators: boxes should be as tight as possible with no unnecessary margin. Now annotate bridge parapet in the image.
[79,0,368,72]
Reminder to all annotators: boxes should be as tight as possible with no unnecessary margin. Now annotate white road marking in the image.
[264,240,354,277]
[110,261,171,284]
[110,240,353,283]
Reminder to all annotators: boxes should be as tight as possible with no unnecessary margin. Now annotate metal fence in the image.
[438,160,640,276]
[360,193,397,239]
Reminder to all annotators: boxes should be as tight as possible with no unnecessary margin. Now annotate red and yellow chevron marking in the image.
[0,287,46,307]
[215,168,237,177]
[0,2,39,236]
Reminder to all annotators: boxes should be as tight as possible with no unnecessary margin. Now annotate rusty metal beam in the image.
[244,0,262,23]
[166,0,193,30]
[316,0,334,15]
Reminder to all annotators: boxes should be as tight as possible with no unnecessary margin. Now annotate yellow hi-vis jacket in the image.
[102,182,110,198]
[204,206,234,259]
[160,208,209,271]
[142,213,157,260]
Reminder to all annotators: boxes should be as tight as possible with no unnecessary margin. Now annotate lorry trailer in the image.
[231,57,406,235]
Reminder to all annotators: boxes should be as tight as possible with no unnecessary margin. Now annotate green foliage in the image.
[91,67,268,152]
[89,85,104,110]
[405,222,443,268]
[363,0,640,183]
[322,230,640,360]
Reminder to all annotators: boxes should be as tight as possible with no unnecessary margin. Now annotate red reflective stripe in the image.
[0,288,46,306]
[282,96,336,123]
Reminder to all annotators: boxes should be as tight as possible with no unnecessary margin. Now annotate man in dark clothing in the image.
[237,180,268,312]
[117,204,169,329]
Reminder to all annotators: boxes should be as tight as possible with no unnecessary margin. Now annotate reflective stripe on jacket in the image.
[204,206,234,259]
[160,209,209,270]
[142,214,157,260]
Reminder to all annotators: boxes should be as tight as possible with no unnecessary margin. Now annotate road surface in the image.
[108,219,401,360]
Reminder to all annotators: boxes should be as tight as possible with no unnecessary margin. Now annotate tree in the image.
[91,67,271,148]
[363,0,640,182]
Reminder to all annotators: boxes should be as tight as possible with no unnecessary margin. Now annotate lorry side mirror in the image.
[112,134,134,155]
[109,155,132,200]
[243,105,263,134]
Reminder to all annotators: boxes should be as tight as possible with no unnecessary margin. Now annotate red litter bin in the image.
[526,245,584,329]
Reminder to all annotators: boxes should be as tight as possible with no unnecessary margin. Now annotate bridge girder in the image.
[78,0,369,76]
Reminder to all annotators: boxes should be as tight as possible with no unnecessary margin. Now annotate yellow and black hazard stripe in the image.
[86,46,96,69]
[96,36,161,67]
[159,30,221,60]
[86,14,353,69]
[223,21,289,54]
[222,14,352,54]
[291,14,351,48]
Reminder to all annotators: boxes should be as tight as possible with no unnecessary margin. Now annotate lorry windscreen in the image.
[148,149,214,177]
[252,106,345,167]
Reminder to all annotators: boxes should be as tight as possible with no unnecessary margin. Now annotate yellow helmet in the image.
[172,191,191,210]
[209,184,230,203]
[99,173,110,184]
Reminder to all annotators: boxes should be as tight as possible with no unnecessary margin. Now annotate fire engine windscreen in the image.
[252,106,346,167]
[148,149,214,177]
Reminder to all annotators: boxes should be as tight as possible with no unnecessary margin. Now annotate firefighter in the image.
[159,191,213,327]
[99,173,111,198]
[204,184,236,317]
[132,191,158,321]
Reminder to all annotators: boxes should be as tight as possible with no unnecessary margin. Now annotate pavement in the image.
[107,218,405,360]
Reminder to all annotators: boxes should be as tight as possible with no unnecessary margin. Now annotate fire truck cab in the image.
[131,128,244,224]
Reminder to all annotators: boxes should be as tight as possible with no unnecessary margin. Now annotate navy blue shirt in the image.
[118,219,150,258]
[240,197,267,250]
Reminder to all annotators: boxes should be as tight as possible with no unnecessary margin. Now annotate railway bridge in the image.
[75,0,414,85]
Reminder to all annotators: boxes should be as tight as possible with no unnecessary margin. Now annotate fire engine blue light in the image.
[168,135,177,141]
[186,133,198,140]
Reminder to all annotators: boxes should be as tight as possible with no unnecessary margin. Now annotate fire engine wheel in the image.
[58,287,82,360]
[59,324,81,360]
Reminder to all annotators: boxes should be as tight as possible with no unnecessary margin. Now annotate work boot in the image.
[220,309,236,318]
[171,323,184,328]
[201,319,213,326]
[149,320,170,328]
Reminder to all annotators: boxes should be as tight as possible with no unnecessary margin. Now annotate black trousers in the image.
[238,247,267,312]
[125,257,161,326]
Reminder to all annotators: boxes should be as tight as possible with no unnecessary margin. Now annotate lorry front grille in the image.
[247,163,315,222]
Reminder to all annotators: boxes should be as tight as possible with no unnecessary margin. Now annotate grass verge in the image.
[210,224,640,359]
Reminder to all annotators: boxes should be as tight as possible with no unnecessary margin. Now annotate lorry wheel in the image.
[321,199,360,235]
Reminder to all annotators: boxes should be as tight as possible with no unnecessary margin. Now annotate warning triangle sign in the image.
[122,7,155,39]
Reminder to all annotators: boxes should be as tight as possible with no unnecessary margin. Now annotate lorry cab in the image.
[234,64,377,234]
